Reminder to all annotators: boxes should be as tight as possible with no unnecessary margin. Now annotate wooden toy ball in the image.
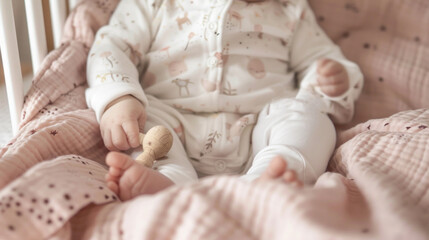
[136,126,173,168]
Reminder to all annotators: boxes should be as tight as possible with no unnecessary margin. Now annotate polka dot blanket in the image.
[0,0,427,239]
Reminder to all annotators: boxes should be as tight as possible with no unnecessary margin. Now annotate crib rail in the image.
[50,0,67,48]
[25,0,48,74]
[0,0,78,135]
[0,0,24,135]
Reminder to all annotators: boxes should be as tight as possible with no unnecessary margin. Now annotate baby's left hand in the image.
[316,59,349,97]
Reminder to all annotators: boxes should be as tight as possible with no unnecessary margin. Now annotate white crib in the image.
[0,0,78,136]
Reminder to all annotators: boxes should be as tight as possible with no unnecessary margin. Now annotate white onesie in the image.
[86,0,363,184]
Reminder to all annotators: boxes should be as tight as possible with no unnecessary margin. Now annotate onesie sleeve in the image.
[289,0,364,124]
[86,0,161,121]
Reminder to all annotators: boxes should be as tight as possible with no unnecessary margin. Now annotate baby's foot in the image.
[105,152,174,201]
[258,156,303,187]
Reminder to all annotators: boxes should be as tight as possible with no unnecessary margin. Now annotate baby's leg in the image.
[246,97,336,184]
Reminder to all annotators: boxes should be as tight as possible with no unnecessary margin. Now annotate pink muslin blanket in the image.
[0,0,428,239]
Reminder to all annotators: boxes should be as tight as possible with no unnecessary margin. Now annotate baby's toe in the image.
[107,181,119,194]
[108,166,123,178]
[258,156,287,181]
[282,170,303,187]
[282,170,297,183]
[106,172,120,182]
[106,152,134,169]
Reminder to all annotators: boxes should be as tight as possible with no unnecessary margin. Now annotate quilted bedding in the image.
[0,0,428,239]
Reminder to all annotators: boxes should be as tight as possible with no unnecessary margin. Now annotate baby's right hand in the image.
[100,95,146,151]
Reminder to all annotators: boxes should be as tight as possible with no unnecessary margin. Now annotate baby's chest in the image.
[151,0,299,59]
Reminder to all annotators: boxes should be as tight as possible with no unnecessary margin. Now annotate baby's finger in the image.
[138,113,147,132]
[319,82,349,97]
[122,120,140,148]
[103,130,118,151]
[112,126,130,151]
[317,58,331,69]
[317,75,345,86]
[318,60,344,77]
[100,127,105,139]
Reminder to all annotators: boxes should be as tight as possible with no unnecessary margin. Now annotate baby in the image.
[86,0,363,200]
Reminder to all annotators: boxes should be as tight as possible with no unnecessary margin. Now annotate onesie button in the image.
[208,22,218,31]
[215,160,226,172]
[207,56,219,67]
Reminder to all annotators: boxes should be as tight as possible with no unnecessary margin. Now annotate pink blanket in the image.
[0,0,428,239]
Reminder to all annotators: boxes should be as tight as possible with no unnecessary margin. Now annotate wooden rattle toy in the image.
[136,125,173,168]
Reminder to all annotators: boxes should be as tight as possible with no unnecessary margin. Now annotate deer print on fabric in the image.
[172,78,193,96]
[176,12,192,30]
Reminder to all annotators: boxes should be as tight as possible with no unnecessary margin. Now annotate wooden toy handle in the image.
[136,151,156,168]
[135,126,173,168]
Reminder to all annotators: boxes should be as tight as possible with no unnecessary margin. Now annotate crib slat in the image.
[24,0,48,75]
[68,0,79,11]
[49,0,67,48]
[0,0,24,135]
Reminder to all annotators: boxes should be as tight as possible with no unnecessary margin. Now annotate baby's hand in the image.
[100,95,146,151]
[316,59,349,97]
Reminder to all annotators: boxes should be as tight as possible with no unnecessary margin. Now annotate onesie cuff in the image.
[85,81,148,122]
[298,60,362,123]
[314,80,352,107]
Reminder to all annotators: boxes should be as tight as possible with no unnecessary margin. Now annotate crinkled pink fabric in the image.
[309,0,429,127]
[0,0,428,239]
